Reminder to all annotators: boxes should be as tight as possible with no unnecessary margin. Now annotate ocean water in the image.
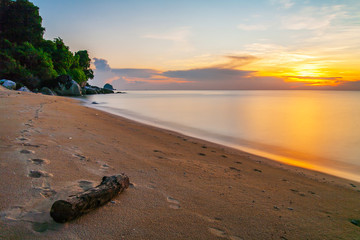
[83,90,360,182]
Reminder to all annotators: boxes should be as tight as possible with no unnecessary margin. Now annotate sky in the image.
[32,0,360,90]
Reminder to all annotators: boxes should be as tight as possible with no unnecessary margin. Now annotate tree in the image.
[0,0,44,45]
[0,40,57,89]
[50,37,75,75]
[75,50,94,80]
[0,0,94,88]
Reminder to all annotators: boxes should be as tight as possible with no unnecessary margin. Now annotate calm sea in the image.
[83,90,360,182]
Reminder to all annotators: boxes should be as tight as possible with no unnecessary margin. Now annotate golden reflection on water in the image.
[87,90,360,181]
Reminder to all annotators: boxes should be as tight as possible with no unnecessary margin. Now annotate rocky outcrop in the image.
[99,88,114,94]
[103,83,114,90]
[83,85,114,94]
[0,79,16,90]
[53,75,82,96]
[40,87,56,96]
[0,76,119,96]
[17,86,31,92]
[84,86,100,95]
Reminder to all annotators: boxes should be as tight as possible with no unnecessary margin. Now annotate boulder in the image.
[53,75,82,96]
[17,86,32,92]
[103,83,114,90]
[0,79,16,90]
[99,88,114,94]
[84,86,99,95]
[40,87,56,96]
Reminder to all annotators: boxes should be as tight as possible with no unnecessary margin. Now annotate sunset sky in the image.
[32,0,360,90]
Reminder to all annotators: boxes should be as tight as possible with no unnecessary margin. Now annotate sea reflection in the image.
[84,90,360,181]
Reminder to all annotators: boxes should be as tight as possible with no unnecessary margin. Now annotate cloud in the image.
[217,55,259,68]
[281,6,345,30]
[237,23,266,31]
[93,58,111,71]
[285,76,343,80]
[143,26,193,51]
[163,68,253,81]
[111,68,160,78]
[90,57,360,91]
[270,0,294,9]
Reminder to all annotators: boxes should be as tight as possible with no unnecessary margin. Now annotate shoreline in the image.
[82,94,360,184]
[85,102,359,188]
[1,87,360,239]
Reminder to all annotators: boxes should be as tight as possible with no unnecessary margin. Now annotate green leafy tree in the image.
[0,40,57,89]
[0,0,44,45]
[75,50,94,80]
[50,37,75,75]
[0,0,94,88]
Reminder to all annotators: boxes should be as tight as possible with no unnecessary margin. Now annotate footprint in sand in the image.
[34,187,57,198]
[28,170,53,178]
[100,163,111,171]
[17,137,29,141]
[78,180,94,191]
[73,153,87,161]
[208,227,243,240]
[229,167,241,172]
[20,149,35,154]
[29,158,50,165]
[208,227,227,238]
[23,143,40,148]
[167,196,181,209]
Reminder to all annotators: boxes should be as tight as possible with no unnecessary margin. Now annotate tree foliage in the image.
[0,0,94,89]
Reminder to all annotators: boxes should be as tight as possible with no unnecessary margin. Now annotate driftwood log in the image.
[50,174,129,223]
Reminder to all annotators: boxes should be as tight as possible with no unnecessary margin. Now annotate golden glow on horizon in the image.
[249,56,360,87]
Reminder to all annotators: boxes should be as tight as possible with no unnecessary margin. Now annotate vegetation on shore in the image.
[0,0,94,90]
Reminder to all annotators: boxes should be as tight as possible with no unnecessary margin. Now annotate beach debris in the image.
[350,219,360,227]
[350,183,356,188]
[50,174,129,223]
[253,168,262,173]
[198,153,206,156]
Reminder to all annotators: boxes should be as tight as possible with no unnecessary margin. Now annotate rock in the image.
[53,75,82,96]
[0,79,16,90]
[40,87,56,96]
[84,86,99,95]
[103,83,114,90]
[91,101,98,104]
[351,219,360,226]
[99,88,114,94]
[17,86,32,92]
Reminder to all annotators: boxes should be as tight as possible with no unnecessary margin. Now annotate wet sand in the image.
[0,86,359,239]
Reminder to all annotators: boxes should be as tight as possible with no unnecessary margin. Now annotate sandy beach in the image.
[0,86,359,240]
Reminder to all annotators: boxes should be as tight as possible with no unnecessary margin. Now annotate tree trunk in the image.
[50,174,129,223]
